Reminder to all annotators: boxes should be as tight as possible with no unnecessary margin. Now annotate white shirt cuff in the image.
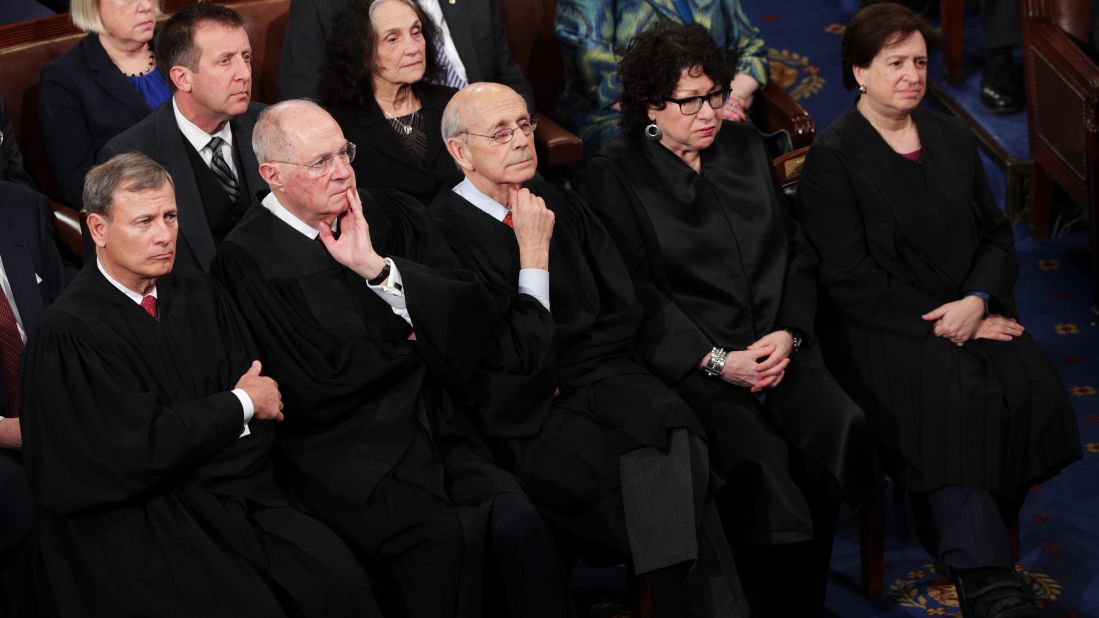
[366,258,412,325]
[232,388,255,423]
[518,268,550,311]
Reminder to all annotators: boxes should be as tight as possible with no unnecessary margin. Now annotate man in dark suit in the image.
[0,181,68,616]
[278,0,533,108]
[100,3,265,271]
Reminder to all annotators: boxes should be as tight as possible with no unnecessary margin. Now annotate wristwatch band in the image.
[701,347,728,377]
[782,328,803,354]
[367,257,392,286]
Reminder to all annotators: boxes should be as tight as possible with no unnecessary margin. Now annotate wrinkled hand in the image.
[510,187,554,270]
[974,315,1024,342]
[235,360,284,422]
[317,188,387,281]
[921,296,985,345]
[0,418,22,450]
[722,74,759,122]
[706,346,789,392]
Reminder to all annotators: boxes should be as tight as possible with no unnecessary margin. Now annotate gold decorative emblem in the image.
[767,49,825,101]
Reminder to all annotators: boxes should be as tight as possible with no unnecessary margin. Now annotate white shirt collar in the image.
[97,258,156,304]
[452,178,510,222]
[261,192,332,239]
[172,97,234,154]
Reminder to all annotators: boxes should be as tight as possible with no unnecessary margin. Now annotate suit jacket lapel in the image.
[231,110,265,199]
[0,219,45,333]
[83,34,152,120]
[438,1,478,81]
[153,104,218,269]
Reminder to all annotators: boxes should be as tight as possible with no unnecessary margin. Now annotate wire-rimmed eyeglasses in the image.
[463,118,538,144]
[664,88,730,115]
[270,141,357,176]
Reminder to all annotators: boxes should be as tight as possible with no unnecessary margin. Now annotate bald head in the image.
[443,83,537,202]
[252,99,337,164]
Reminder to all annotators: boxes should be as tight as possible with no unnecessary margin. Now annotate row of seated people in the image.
[0,2,1082,618]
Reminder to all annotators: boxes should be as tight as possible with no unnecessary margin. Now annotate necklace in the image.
[385,110,417,135]
[123,49,156,78]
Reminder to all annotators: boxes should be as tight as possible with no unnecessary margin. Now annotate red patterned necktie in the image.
[0,293,23,417]
[502,211,514,229]
[140,295,159,320]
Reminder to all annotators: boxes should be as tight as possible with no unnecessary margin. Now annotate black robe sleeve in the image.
[582,156,712,382]
[21,312,248,516]
[799,139,943,339]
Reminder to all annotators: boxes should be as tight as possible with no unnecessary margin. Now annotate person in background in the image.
[101,3,266,271]
[556,0,769,158]
[0,95,36,190]
[799,5,1080,617]
[279,0,533,109]
[319,0,462,206]
[0,180,69,617]
[38,0,170,210]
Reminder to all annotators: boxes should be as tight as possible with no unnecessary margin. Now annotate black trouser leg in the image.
[486,493,575,618]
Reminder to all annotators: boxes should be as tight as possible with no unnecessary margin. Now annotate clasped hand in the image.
[921,296,1024,346]
[701,330,795,393]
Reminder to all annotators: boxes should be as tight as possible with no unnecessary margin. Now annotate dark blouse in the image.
[385,110,426,161]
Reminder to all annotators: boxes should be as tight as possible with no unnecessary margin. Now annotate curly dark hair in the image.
[317,0,443,108]
[617,22,735,135]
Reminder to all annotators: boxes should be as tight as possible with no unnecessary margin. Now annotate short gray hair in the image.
[84,153,173,218]
[440,100,468,144]
[71,0,162,35]
[253,99,326,163]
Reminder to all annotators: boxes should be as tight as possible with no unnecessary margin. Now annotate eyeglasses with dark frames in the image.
[463,118,538,144]
[664,88,730,115]
[270,141,357,176]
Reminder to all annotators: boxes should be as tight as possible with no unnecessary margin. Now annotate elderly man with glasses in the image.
[210,99,573,618]
[429,82,748,618]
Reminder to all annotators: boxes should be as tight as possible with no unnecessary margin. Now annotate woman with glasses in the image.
[318,0,463,205]
[580,23,880,616]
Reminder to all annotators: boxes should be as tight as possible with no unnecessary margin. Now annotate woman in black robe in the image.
[581,22,880,617]
[797,5,1080,617]
[318,0,462,206]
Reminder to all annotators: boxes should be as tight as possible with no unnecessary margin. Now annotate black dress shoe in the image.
[980,47,1023,114]
[953,567,1039,618]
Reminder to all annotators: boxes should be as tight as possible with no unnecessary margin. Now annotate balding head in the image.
[443,83,537,204]
[254,99,356,227]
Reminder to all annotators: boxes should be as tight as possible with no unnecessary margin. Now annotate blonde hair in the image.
[71,0,163,35]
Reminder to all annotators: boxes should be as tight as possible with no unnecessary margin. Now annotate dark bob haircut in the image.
[841,2,936,90]
[155,3,245,93]
[617,22,734,135]
[318,0,443,108]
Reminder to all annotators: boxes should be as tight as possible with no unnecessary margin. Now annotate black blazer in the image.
[100,101,267,271]
[38,34,155,210]
[0,182,68,414]
[329,83,461,205]
[279,0,533,108]
[0,95,34,190]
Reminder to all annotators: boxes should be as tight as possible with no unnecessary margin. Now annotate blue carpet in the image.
[741,1,1099,615]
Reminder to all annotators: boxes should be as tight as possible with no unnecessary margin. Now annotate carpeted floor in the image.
[742,0,1098,615]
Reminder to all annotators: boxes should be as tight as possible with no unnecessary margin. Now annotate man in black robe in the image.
[430,83,747,618]
[20,152,379,618]
[211,100,572,618]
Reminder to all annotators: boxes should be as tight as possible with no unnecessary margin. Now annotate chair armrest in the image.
[758,82,815,149]
[533,114,583,167]
[51,200,83,260]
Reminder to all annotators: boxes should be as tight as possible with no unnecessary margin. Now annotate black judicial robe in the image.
[329,82,463,206]
[583,122,880,543]
[430,182,705,555]
[211,189,518,513]
[798,106,1080,500]
[20,264,379,618]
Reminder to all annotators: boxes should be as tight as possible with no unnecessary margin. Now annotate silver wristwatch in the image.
[701,347,728,377]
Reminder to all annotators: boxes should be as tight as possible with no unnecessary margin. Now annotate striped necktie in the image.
[206,136,240,202]
[433,44,468,90]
